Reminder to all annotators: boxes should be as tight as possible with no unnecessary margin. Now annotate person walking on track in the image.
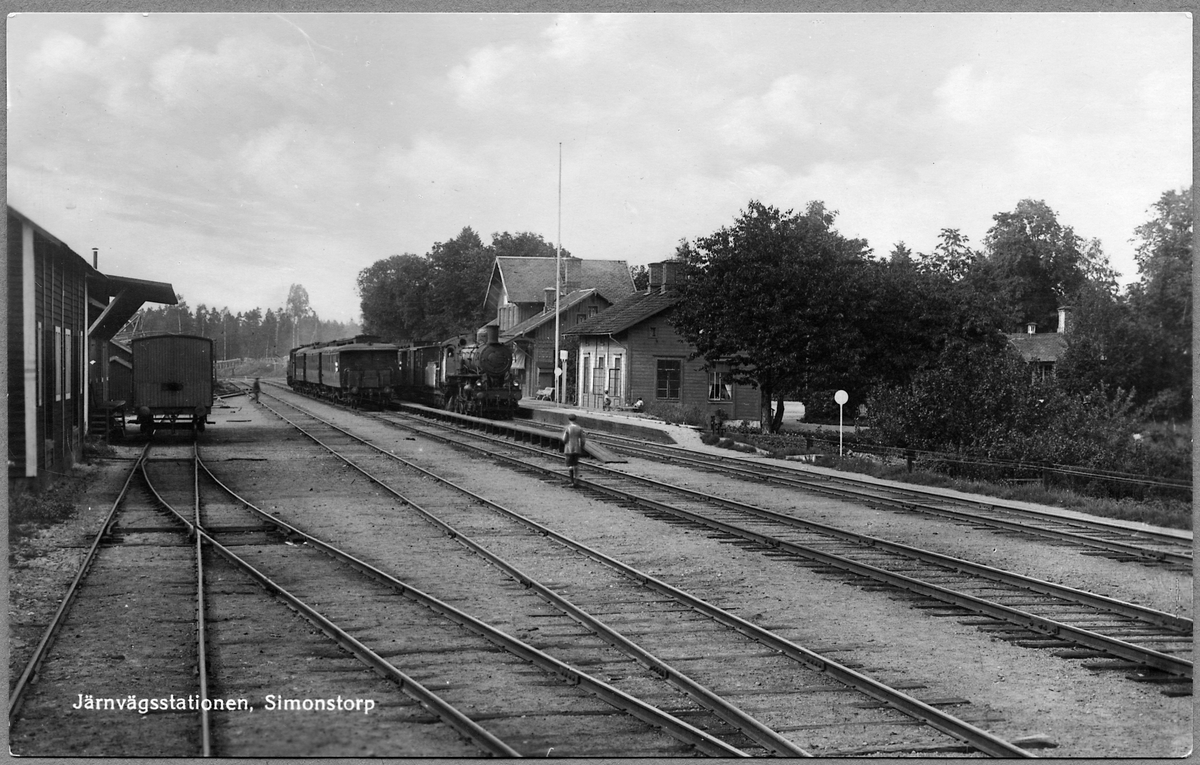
[562,413,587,487]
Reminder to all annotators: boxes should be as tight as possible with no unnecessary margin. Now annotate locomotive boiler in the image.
[398,326,520,418]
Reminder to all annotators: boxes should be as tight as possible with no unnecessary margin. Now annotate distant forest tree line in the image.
[125,284,362,360]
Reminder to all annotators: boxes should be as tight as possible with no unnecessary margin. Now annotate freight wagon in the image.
[131,334,214,433]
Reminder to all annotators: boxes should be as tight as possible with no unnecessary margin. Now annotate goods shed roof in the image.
[89,274,178,341]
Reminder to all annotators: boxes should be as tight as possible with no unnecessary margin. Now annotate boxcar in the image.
[131,334,214,433]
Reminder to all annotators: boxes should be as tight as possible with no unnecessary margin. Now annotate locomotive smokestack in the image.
[484,324,499,344]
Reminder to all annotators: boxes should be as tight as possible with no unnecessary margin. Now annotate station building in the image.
[7,206,175,489]
[564,260,761,420]
[483,256,635,398]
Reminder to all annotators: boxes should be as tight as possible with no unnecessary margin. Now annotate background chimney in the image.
[543,287,556,313]
[1057,306,1072,334]
[1026,322,1038,334]
[92,247,98,269]
[660,261,678,293]
[648,262,663,293]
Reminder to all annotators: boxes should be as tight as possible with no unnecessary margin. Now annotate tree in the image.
[975,200,1111,332]
[629,264,649,291]
[489,231,568,259]
[425,227,493,339]
[917,228,979,281]
[1126,186,1193,419]
[671,200,872,431]
[357,253,435,342]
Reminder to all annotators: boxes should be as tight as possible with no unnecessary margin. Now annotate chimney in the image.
[1026,322,1038,335]
[1057,306,1072,334]
[563,257,581,291]
[92,247,98,269]
[660,261,678,293]
[544,287,556,313]
[648,262,664,293]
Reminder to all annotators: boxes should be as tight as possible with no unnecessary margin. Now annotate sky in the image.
[7,12,1192,322]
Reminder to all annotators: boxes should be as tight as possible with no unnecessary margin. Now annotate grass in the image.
[9,437,115,565]
[8,477,85,565]
[708,434,1193,531]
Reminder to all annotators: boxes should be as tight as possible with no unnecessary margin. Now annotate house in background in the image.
[482,256,635,398]
[7,206,175,488]
[1007,306,1072,382]
[564,260,760,420]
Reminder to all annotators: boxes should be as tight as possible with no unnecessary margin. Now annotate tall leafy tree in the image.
[1127,186,1193,418]
[917,228,979,281]
[425,227,493,339]
[976,199,1110,332]
[672,200,872,431]
[489,231,568,259]
[356,253,435,342]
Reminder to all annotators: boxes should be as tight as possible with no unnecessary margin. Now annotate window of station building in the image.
[55,326,62,402]
[592,356,606,394]
[656,359,681,400]
[582,355,591,395]
[607,356,622,396]
[588,306,598,317]
[65,329,72,400]
[708,369,732,401]
[36,321,43,407]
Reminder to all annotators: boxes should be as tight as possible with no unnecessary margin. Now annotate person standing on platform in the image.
[251,377,261,403]
[562,413,587,487]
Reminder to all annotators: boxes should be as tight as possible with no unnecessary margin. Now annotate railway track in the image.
[595,432,1192,570]
[253,386,1046,756]
[10,441,217,755]
[357,403,1191,695]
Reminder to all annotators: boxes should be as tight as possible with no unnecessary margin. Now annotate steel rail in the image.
[375,409,1192,679]
[252,397,754,757]
[241,403,806,756]
[138,455,524,757]
[264,393,1034,758]
[187,444,213,757]
[8,442,153,723]
[598,434,1192,562]
[572,473,1193,679]
[383,412,1192,634]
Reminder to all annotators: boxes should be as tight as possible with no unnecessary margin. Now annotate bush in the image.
[642,400,710,428]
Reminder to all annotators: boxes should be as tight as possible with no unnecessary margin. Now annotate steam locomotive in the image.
[398,326,521,419]
[288,335,400,407]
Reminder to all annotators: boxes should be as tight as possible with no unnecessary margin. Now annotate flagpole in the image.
[554,142,562,405]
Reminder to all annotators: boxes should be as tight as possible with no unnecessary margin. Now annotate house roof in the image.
[564,289,681,336]
[500,289,597,342]
[1007,332,1068,362]
[488,257,634,306]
